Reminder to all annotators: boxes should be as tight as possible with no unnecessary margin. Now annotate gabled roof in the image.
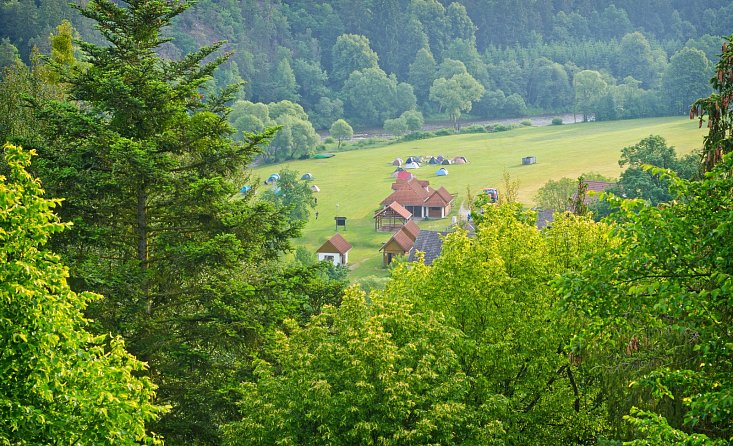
[392,177,430,191]
[401,220,421,241]
[435,186,453,203]
[317,233,352,254]
[408,230,449,265]
[380,228,415,253]
[375,201,412,220]
[382,177,453,208]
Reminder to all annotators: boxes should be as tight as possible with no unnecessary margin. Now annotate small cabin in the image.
[316,233,352,266]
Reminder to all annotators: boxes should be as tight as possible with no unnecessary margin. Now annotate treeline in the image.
[0,0,726,152]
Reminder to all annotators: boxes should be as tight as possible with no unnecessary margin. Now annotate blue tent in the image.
[436,167,448,176]
[239,185,252,193]
[266,173,280,184]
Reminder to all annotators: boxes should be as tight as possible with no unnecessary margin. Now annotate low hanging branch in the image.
[690,35,733,171]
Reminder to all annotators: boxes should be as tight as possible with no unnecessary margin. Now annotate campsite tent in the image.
[452,156,468,164]
[395,170,414,181]
[301,173,314,180]
[441,159,451,165]
[392,158,403,166]
[427,156,440,164]
[404,162,420,169]
[436,155,445,163]
[436,167,448,176]
[310,185,320,192]
[266,173,280,184]
[239,185,252,193]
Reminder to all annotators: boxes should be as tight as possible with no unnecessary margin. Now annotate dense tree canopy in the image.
[27,1,305,443]
[2,0,726,133]
[0,143,166,445]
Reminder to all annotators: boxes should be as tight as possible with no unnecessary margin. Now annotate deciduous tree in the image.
[573,69,607,122]
[0,143,166,445]
[429,72,484,130]
[329,118,353,149]
[330,33,379,86]
[663,47,712,115]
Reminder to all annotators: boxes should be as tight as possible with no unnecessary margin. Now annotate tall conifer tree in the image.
[35,0,301,443]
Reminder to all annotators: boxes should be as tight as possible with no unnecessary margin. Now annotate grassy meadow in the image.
[250,116,706,280]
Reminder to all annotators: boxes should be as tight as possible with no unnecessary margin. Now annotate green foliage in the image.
[552,117,564,125]
[341,67,414,127]
[690,35,733,171]
[261,168,316,223]
[401,109,424,133]
[330,34,379,86]
[224,287,503,445]
[574,70,607,122]
[556,153,733,442]
[535,177,577,211]
[32,1,304,443]
[663,48,712,115]
[329,118,353,150]
[383,206,613,444]
[429,72,484,130]
[615,135,699,205]
[0,38,20,69]
[230,100,320,162]
[407,47,436,105]
[0,143,166,445]
[616,32,662,89]
[383,116,408,137]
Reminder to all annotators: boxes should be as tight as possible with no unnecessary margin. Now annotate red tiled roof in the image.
[382,177,453,210]
[435,186,453,203]
[380,228,415,252]
[584,181,616,193]
[401,220,421,240]
[425,190,450,207]
[381,189,424,207]
[317,233,352,254]
[375,201,413,220]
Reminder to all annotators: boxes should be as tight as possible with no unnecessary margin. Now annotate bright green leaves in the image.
[0,143,166,445]
[555,152,733,442]
[225,287,499,446]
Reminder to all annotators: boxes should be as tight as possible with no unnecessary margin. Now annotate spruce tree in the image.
[35,0,301,443]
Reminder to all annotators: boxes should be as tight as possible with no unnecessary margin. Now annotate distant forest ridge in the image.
[1,1,729,141]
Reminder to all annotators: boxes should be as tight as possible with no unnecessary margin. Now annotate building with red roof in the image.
[316,233,353,266]
[380,177,453,219]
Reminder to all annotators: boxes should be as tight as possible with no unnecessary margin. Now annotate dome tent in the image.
[301,172,314,180]
[436,167,448,176]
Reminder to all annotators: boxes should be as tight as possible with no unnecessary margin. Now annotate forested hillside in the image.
[1,0,727,159]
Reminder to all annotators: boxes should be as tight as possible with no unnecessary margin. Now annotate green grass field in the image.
[251,116,707,280]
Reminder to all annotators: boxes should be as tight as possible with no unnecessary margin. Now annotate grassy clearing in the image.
[250,116,706,280]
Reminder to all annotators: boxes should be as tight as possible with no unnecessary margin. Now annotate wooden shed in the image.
[374,201,412,231]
